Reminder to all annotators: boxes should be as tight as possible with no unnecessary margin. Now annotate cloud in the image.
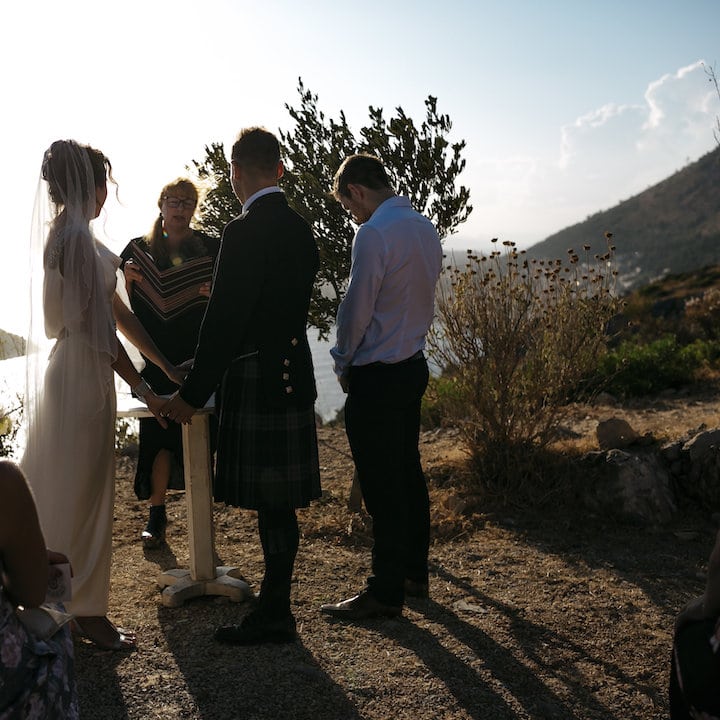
[558,102,644,171]
[457,61,719,251]
[560,60,716,184]
[642,61,711,130]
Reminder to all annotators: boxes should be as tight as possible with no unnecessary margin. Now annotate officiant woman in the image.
[120,179,220,547]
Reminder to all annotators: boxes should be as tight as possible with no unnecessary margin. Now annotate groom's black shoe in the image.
[214,608,296,645]
[320,590,402,621]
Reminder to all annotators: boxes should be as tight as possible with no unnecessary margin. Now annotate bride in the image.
[21,139,181,650]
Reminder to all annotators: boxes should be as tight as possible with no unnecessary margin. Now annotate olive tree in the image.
[189,78,472,337]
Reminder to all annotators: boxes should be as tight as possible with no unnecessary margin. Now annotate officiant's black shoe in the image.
[214,609,297,645]
[320,590,402,621]
[141,505,167,548]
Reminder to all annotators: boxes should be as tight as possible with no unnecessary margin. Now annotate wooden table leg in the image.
[157,413,251,607]
[183,415,215,581]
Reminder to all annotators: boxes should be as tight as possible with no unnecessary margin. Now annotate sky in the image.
[0,0,718,336]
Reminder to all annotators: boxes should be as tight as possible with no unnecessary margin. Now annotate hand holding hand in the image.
[144,392,169,429]
[161,392,196,425]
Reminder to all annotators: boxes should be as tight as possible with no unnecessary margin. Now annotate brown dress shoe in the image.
[320,590,402,621]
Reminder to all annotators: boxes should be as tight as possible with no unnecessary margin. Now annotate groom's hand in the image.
[161,392,197,424]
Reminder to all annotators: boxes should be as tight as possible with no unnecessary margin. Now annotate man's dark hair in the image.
[332,153,392,200]
[231,127,280,175]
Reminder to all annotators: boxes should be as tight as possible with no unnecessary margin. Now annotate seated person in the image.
[671,527,720,719]
[0,460,78,719]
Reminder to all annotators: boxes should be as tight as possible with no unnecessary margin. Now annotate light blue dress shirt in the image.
[330,196,443,378]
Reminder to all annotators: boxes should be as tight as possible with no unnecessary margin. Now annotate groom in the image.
[162,127,321,644]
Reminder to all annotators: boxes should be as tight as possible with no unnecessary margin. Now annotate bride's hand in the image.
[144,392,169,429]
[161,392,196,425]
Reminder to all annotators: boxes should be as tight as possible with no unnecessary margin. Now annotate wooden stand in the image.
[117,394,251,607]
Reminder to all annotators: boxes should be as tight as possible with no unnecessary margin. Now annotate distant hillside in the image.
[525,147,720,292]
[0,329,25,361]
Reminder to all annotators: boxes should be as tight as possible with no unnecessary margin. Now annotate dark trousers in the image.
[345,356,430,607]
[256,506,298,618]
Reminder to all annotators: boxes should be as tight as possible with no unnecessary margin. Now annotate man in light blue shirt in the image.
[321,154,442,621]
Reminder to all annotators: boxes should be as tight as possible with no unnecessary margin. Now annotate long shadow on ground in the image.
[378,588,622,720]
[75,644,128,720]
[158,598,365,720]
[490,506,714,621]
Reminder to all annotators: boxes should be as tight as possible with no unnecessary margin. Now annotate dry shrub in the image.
[429,236,620,497]
[684,287,720,342]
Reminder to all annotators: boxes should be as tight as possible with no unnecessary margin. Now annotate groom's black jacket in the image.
[180,191,319,409]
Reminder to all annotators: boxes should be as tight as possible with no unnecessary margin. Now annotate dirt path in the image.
[74,394,720,719]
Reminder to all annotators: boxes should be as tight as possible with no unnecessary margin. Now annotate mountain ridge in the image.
[524,146,720,291]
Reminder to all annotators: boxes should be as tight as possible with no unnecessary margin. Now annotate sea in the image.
[0,335,346,448]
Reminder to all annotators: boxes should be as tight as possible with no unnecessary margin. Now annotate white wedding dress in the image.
[22,241,120,617]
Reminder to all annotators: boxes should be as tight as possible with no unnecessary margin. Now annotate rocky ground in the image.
[73,389,720,719]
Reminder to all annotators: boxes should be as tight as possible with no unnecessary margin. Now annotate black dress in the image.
[120,232,220,500]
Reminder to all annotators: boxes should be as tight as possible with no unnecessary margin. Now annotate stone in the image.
[596,418,641,450]
[660,440,683,463]
[683,429,720,463]
[678,430,720,508]
[579,449,676,524]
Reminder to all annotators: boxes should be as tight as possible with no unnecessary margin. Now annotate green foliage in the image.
[115,417,139,452]
[189,78,472,338]
[357,96,472,239]
[683,287,720,343]
[420,374,465,429]
[279,81,358,338]
[430,237,620,492]
[0,403,21,458]
[596,336,719,396]
[188,142,242,240]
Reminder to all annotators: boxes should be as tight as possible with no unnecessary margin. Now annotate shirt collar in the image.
[371,195,409,217]
[242,186,283,213]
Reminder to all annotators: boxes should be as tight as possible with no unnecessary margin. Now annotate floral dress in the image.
[0,585,78,719]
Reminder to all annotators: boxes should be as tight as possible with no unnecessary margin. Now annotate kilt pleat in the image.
[214,354,321,509]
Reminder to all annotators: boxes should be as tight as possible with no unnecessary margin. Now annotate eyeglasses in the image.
[163,197,196,209]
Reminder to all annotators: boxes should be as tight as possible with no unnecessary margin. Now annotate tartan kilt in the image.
[214,354,321,510]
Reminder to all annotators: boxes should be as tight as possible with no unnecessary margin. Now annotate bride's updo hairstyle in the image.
[41,140,113,210]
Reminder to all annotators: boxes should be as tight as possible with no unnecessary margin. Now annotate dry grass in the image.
[73,393,720,719]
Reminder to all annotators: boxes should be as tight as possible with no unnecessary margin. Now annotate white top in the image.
[331,196,442,377]
[242,186,283,212]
